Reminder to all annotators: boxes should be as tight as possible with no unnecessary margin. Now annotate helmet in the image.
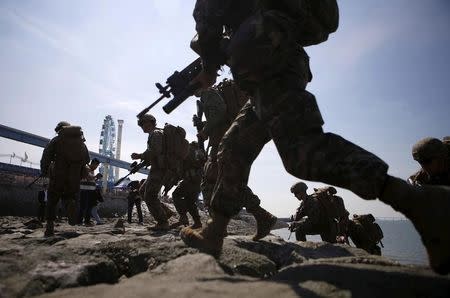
[412,138,447,163]
[137,114,156,127]
[54,121,71,132]
[290,182,308,194]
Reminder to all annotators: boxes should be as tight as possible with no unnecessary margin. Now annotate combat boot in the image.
[248,206,277,241]
[148,221,170,231]
[173,214,189,227]
[180,213,230,256]
[44,221,54,237]
[380,176,450,275]
[190,216,202,229]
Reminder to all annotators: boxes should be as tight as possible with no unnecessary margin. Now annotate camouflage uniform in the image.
[141,129,169,225]
[198,81,249,207]
[173,143,206,226]
[192,0,388,219]
[182,1,450,275]
[198,88,227,207]
[291,193,332,242]
[347,215,382,256]
[40,125,90,229]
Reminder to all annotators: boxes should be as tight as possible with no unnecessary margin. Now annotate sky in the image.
[0,0,449,218]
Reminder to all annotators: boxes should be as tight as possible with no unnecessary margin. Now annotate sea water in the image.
[271,219,428,265]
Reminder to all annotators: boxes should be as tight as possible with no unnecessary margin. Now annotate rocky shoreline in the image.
[0,215,449,298]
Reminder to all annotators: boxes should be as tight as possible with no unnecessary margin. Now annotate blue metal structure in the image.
[0,124,149,175]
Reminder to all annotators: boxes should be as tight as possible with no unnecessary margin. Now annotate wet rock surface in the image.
[0,216,448,298]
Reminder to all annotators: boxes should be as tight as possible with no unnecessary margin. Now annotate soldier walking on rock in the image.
[40,121,90,236]
[180,0,450,275]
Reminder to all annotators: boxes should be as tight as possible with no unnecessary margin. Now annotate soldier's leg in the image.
[184,180,202,229]
[172,181,189,226]
[136,199,143,224]
[201,155,218,209]
[181,103,273,252]
[64,193,78,226]
[144,175,169,230]
[45,189,60,236]
[127,198,134,223]
[295,230,306,242]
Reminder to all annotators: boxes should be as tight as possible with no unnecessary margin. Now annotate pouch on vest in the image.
[217,79,249,124]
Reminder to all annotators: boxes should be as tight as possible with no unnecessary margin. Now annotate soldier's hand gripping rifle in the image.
[137,58,203,118]
[114,161,147,186]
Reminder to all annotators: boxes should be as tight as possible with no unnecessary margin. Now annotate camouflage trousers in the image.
[210,10,389,218]
[143,168,169,224]
[294,218,337,243]
[172,177,201,221]
[46,166,81,224]
[202,142,262,213]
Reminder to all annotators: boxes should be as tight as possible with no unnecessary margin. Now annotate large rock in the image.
[0,216,448,298]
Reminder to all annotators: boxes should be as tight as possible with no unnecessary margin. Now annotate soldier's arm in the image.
[193,0,229,73]
[306,199,322,225]
[142,131,164,165]
[201,91,227,136]
[40,137,57,176]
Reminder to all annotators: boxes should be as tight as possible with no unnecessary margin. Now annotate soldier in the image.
[40,121,90,236]
[180,1,450,275]
[195,79,277,240]
[314,186,350,241]
[195,79,247,208]
[289,182,337,242]
[347,214,384,255]
[408,137,450,186]
[131,114,170,231]
[127,180,143,224]
[172,141,206,228]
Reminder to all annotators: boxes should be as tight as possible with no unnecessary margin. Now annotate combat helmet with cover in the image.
[137,114,156,127]
[55,121,71,133]
[412,137,448,164]
[290,181,308,194]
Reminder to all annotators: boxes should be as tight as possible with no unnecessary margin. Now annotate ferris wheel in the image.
[99,115,116,183]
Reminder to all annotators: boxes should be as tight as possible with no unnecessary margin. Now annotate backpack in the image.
[354,214,384,245]
[58,126,87,164]
[217,79,249,124]
[261,0,339,46]
[163,124,189,164]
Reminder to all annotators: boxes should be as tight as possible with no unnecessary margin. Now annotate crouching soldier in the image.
[347,214,384,255]
[40,121,90,236]
[289,182,338,242]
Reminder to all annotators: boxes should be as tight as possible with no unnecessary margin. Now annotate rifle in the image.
[114,161,147,186]
[26,175,43,189]
[137,58,202,118]
[194,99,205,152]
